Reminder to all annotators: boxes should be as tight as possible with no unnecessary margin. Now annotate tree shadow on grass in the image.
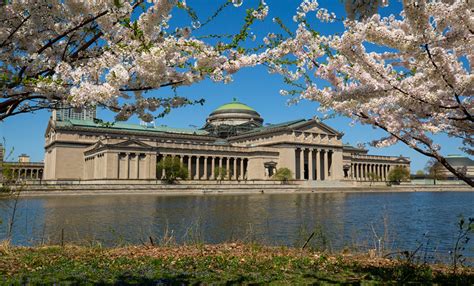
[355,264,474,285]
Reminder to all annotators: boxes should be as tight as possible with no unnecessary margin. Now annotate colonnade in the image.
[295,148,333,181]
[350,163,393,181]
[6,168,43,180]
[116,152,150,179]
[158,154,248,180]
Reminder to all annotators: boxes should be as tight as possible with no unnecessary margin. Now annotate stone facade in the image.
[43,101,410,183]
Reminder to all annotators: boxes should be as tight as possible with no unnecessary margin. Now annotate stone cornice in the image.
[45,141,92,150]
[54,124,218,142]
[247,142,344,149]
[228,119,343,142]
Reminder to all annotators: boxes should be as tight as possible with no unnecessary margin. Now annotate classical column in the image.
[187,156,192,180]
[233,158,237,180]
[219,157,223,176]
[210,157,215,180]
[323,150,328,180]
[201,156,207,180]
[315,149,320,181]
[240,158,244,180]
[299,148,305,180]
[308,149,314,180]
[196,156,201,180]
[136,154,141,179]
[225,157,230,180]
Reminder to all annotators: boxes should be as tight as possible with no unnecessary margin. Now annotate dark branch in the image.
[0,14,30,47]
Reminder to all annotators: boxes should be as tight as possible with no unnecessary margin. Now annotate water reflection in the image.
[0,192,472,262]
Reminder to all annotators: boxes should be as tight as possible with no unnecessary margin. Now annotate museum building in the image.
[43,100,410,183]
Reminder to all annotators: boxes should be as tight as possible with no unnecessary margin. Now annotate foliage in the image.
[425,159,447,185]
[1,164,16,186]
[272,167,293,183]
[262,0,473,186]
[214,167,227,181]
[0,244,472,284]
[156,156,188,184]
[0,1,268,121]
[387,166,410,185]
[451,216,473,273]
[367,172,380,186]
[415,170,425,176]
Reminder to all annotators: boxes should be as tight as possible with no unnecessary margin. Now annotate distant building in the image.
[0,145,43,182]
[442,155,474,180]
[52,104,96,122]
[43,100,410,183]
[18,154,30,163]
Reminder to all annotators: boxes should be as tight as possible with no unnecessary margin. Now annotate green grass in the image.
[0,243,472,285]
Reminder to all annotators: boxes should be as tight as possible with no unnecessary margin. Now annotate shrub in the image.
[156,157,188,184]
[272,168,293,183]
[387,166,410,185]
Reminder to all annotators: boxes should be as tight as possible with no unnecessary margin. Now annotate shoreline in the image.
[5,184,473,197]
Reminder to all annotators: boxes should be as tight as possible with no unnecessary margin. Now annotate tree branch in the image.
[0,14,30,47]
[423,43,473,122]
[36,10,109,55]
[356,112,474,186]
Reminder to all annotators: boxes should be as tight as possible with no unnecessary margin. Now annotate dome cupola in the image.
[203,98,263,138]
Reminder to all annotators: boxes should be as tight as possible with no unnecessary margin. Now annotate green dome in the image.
[214,100,256,112]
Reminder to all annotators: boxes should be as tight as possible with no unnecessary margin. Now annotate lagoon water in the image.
[0,191,473,262]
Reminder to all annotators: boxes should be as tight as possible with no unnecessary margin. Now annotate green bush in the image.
[156,157,188,184]
[272,168,293,183]
[387,166,410,185]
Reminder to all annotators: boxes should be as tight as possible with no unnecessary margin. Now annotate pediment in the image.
[291,120,342,136]
[84,140,106,153]
[112,139,153,149]
[85,139,154,155]
[394,156,410,163]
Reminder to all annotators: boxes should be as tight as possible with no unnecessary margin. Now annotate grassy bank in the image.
[0,242,472,284]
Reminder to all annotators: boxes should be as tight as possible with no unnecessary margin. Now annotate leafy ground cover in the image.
[0,242,472,284]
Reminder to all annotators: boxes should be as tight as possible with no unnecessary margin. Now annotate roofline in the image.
[227,119,307,141]
[227,119,343,141]
[53,124,218,141]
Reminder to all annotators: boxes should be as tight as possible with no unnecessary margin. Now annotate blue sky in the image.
[0,0,467,172]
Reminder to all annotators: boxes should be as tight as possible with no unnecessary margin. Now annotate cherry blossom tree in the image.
[0,0,268,121]
[262,0,473,186]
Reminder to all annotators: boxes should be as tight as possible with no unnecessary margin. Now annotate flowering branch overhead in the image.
[260,0,473,185]
[0,0,268,121]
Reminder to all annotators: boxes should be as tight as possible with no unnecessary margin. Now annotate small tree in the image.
[214,167,227,181]
[425,159,447,185]
[387,166,410,185]
[1,164,16,188]
[272,168,293,184]
[415,170,425,176]
[367,172,380,187]
[156,157,188,184]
